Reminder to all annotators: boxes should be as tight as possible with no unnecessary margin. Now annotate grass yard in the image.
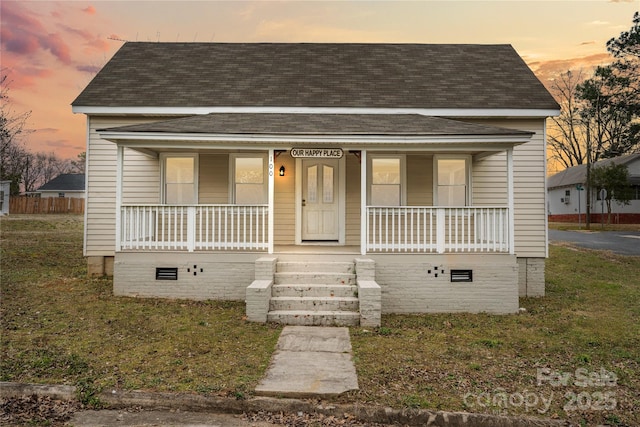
[1,215,639,426]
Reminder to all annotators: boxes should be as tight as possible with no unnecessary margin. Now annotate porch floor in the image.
[274,245,360,255]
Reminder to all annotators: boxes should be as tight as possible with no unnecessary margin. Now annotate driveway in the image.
[548,229,640,256]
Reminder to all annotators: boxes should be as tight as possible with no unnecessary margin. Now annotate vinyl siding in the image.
[198,154,228,203]
[467,118,547,258]
[407,154,434,206]
[274,153,296,245]
[85,116,162,256]
[345,154,361,246]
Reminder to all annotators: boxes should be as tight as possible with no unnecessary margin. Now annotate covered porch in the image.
[101,113,533,257]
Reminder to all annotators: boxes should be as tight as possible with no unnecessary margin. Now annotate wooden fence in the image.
[9,196,85,214]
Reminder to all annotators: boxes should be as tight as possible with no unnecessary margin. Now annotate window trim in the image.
[160,153,199,205]
[367,154,406,206]
[229,153,268,205]
[433,155,472,206]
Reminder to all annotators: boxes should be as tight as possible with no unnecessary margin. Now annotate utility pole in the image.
[585,123,591,230]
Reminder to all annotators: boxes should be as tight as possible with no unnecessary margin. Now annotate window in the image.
[232,155,267,204]
[370,156,404,206]
[163,155,197,204]
[58,192,65,198]
[435,157,469,206]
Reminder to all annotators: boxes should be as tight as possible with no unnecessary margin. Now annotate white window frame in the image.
[367,154,406,206]
[160,153,199,204]
[433,155,472,206]
[229,153,268,205]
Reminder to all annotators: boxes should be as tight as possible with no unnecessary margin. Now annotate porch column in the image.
[507,148,515,255]
[268,149,274,254]
[115,145,123,252]
[360,150,367,255]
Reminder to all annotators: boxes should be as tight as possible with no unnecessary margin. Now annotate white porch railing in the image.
[120,205,269,251]
[366,206,510,253]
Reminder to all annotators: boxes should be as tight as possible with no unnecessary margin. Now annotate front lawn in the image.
[1,215,638,425]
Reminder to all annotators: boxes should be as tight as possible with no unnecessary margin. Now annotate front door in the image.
[302,159,339,241]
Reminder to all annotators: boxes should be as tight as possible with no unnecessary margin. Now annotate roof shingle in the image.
[101,113,534,137]
[73,43,559,111]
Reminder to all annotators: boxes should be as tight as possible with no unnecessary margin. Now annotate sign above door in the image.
[290,148,343,159]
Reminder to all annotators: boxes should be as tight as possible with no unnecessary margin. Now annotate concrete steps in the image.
[266,310,360,327]
[270,296,359,311]
[272,284,358,298]
[267,261,360,326]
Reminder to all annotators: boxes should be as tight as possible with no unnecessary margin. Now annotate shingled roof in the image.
[547,153,640,189]
[101,113,534,137]
[37,174,85,192]
[73,43,559,111]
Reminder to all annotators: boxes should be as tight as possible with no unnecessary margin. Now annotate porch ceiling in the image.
[98,113,533,155]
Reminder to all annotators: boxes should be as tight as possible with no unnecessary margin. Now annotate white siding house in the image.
[73,43,559,325]
[548,154,640,224]
[36,173,86,199]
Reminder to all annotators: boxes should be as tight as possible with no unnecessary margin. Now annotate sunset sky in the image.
[1,0,638,161]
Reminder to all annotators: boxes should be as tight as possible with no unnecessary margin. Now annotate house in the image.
[72,42,559,325]
[548,153,640,224]
[36,173,86,199]
[0,181,10,215]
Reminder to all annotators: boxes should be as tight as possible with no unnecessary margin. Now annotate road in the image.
[548,229,640,256]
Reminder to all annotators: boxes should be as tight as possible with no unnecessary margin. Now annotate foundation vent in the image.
[156,267,178,280]
[450,269,473,282]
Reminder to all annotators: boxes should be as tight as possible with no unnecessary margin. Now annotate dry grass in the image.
[0,215,281,401]
[348,244,639,426]
[1,215,638,426]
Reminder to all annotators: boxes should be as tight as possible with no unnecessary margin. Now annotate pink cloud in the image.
[7,67,55,89]
[0,2,72,64]
[76,64,102,74]
[85,37,110,53]
[528,53,612,91]
[82,5,96,15]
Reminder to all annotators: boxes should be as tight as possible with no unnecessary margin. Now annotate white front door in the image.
[302,159,339,240]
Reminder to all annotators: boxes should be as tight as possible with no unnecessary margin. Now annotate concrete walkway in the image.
[255,326,359,398]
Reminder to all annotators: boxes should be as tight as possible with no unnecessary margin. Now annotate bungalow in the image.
[72,43,559,326]
[548,153,640,224]
[36,173,86,199]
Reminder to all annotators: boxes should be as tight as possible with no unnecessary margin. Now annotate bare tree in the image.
[0,69,33,195]
[547,70,589,169]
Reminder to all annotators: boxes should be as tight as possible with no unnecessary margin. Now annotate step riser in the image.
[276,262,355,274]
[267,313,360,327]
[274,273,356,285]
[272,285,358,298]
[270,298,359,312]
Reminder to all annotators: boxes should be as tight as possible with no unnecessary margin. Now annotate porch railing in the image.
[366,206,510,253]
[120,204,269,251]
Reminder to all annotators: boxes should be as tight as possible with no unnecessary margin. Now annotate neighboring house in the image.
[72,42,559,325]
[36,173,86,198]
[0,181,10,215]
[548,153,640,224]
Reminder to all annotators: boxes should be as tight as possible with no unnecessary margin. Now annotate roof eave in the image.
[73,106,561,118]
[98,130,533,147]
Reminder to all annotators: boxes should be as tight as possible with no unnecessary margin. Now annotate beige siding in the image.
[345,154,361,246]
[406,154,433,206]
[198,154,228,203]
[467,118,547,258]
[85,116,162,257]
[274,153,296,245]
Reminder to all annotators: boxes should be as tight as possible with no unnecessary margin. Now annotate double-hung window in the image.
[435,156,470,206]
[369,156,405,206]
[231,154,267,204]
[162,154,198,204]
